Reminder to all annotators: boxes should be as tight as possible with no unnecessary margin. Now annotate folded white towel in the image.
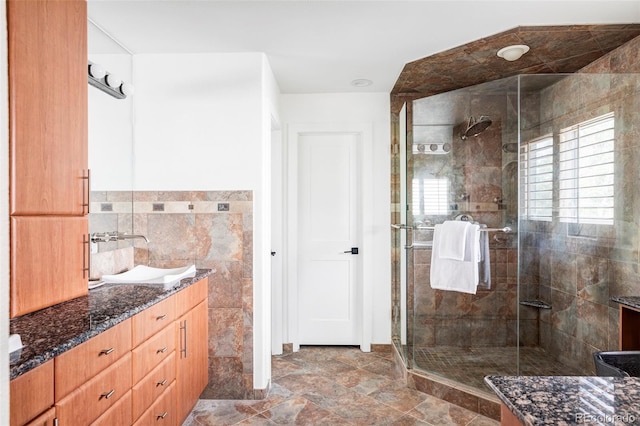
[430,222,481,294]
[436,221,470,260]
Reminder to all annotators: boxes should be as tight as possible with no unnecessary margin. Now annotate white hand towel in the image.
[436,221,470,260]
[430,223,481,294]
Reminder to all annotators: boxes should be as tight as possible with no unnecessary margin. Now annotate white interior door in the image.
[298,132,360,345]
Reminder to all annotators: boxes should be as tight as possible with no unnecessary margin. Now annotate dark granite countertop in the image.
[485,375,640,425]
[612,296,640,311]
[9,268,214,380]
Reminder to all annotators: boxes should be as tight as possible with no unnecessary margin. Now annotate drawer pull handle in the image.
[157,347,168,354]
[156,412,168,420]
[99,348,115,356]
[99,389,115,400]
[156,379,167,387]
[156,314,167,321]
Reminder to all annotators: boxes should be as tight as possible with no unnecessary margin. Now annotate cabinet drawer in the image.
[133,381,176,426]
[90,389,132,426]
[25,407,55,426]
[55,318,132,400]
[175,278,208,318]
[132,296,175,347]
[10,360,54,426]
[132,325,175,384]
[56,352,132,425]
[132,352,176,422]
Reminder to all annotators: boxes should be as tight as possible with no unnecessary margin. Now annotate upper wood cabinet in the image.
[8,0,88,215]
[10,216,89,317]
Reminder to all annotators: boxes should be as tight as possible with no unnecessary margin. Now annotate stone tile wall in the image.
[412,247,522,348]
[90,190,255,398]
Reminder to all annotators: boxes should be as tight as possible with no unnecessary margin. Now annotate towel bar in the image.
[392,224,512,233]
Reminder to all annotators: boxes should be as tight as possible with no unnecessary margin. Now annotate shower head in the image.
[460,116,492,140]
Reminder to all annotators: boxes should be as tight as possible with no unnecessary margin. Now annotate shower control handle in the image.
[343,247,359,255]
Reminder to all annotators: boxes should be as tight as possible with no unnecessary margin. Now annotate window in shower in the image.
[412,177,449,215]
[521,134,553,221]
[559,112,615,225]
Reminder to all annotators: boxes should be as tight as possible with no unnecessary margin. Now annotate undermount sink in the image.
[101,265,196,287]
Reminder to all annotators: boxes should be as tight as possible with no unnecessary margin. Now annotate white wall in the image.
[1,0,11,422]
[281,93,391,345]
[132,52,277,390]
[88,53,133,191]
[133,53,263,191]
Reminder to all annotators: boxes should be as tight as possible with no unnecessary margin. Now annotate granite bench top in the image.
[611,296,640,311]
[9,268,214,380]
[485,375,640,425]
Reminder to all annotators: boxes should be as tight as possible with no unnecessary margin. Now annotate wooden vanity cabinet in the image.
[13,278,210,425]
[175,279,209,422]
[7,0,89,318]
[10,360,54,426]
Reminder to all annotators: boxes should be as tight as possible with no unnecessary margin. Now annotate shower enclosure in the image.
[391,72,640,395]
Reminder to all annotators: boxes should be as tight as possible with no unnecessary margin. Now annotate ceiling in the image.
[87,1,640,94]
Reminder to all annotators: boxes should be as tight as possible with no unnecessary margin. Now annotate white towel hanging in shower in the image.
[436,220,470,260]
[430,222,481,294]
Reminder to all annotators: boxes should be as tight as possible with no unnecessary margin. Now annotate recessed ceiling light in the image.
[351,78,373,87]
[497,44,530,62]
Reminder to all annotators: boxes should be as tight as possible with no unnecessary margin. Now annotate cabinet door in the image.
[10,216,88,317]
[10,361,54,426]
[176,300,208,423]
[8,0,88,215]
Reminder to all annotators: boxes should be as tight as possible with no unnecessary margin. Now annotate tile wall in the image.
[90,190,256,398]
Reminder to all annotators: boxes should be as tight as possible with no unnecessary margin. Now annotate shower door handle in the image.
[343,247,359,254]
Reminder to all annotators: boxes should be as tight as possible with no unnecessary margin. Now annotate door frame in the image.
[285,122,373,352]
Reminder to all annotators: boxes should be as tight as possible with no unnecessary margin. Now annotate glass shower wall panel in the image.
[409,77,521,391]
[518,73,640,376]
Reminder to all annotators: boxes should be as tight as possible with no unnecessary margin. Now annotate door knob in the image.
[343,247,359,254]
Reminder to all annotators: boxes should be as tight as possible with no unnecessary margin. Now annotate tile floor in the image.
[183,346,499,425]
[414,346,583,392]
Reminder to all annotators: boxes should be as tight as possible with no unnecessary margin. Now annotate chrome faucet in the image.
[90,232,149,243]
